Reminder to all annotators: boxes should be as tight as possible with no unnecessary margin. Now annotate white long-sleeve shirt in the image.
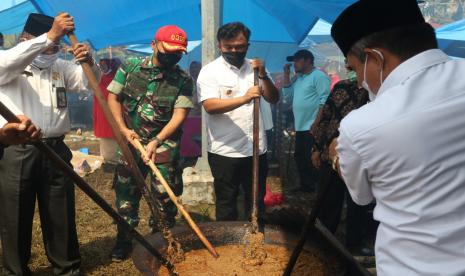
[0,33,100,138]
[337,49,465,276]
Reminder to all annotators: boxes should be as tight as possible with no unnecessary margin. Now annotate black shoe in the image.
[110,241,132,262]
[111,223,133,262]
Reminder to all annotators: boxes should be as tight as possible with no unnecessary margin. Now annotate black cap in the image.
[23,13,54,37]
[331,0,425,57]
[286,50,314,62]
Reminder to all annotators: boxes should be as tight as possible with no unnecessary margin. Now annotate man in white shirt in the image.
[0,13,100,275]
[197,22,279,222]
[329,0,465,275]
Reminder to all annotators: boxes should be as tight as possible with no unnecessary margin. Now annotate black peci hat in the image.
[23,13,54,37]
[331,0,425,57]
[286,50,314,62]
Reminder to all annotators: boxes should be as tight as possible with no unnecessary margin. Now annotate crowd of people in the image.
[1,0,465,275]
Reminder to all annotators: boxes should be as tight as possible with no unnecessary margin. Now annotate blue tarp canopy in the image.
[126,18,333,72]
[4,1,463,59]
[0,0,353,49]
[128,41,330,73]
[0,0,36,35]
[436,19,465,58]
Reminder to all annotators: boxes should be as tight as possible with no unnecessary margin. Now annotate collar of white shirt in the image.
[378,49,450,97]
[220,56,251,73]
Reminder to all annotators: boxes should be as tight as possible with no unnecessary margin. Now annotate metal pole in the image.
[195,0,223,173]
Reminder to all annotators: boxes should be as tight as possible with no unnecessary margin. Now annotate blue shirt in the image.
[282,69,330,131]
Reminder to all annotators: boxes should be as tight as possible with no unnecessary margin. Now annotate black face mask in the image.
[222,51,247,68]
[157,51,182,68]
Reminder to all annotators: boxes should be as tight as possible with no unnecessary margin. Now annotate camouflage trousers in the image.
[113,144,182,229]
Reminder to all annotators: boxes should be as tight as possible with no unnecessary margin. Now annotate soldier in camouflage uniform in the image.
[106,25,193,261]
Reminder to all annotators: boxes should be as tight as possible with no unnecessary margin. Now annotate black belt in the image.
[41,135,65,147]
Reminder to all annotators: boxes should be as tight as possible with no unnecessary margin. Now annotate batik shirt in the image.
[311,79,368,164]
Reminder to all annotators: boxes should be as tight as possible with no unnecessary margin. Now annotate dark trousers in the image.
[0,142,80,276]
[208,152,268,221]
[318,164,374,247]
[294,131,318,189]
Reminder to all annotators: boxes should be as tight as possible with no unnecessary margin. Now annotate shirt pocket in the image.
[139,96,175,123]
[121,73,150,113]
[123,72,149,98]
[121,93,141,113]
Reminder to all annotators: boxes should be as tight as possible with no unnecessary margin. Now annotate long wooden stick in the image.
[251,67,260,233]
[0,102,177,275]
[133,139,219,258]
[67,33,180,252]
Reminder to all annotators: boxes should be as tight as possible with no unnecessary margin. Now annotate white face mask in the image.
[32,53,58,69]
[362,49,384,101]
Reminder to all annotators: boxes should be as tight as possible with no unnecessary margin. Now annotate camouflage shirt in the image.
[107,56,194,144]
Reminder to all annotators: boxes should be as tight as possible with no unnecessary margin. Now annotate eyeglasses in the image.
[221,43,249,52]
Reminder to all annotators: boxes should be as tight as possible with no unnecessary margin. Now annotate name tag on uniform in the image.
[56,87,67,108]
